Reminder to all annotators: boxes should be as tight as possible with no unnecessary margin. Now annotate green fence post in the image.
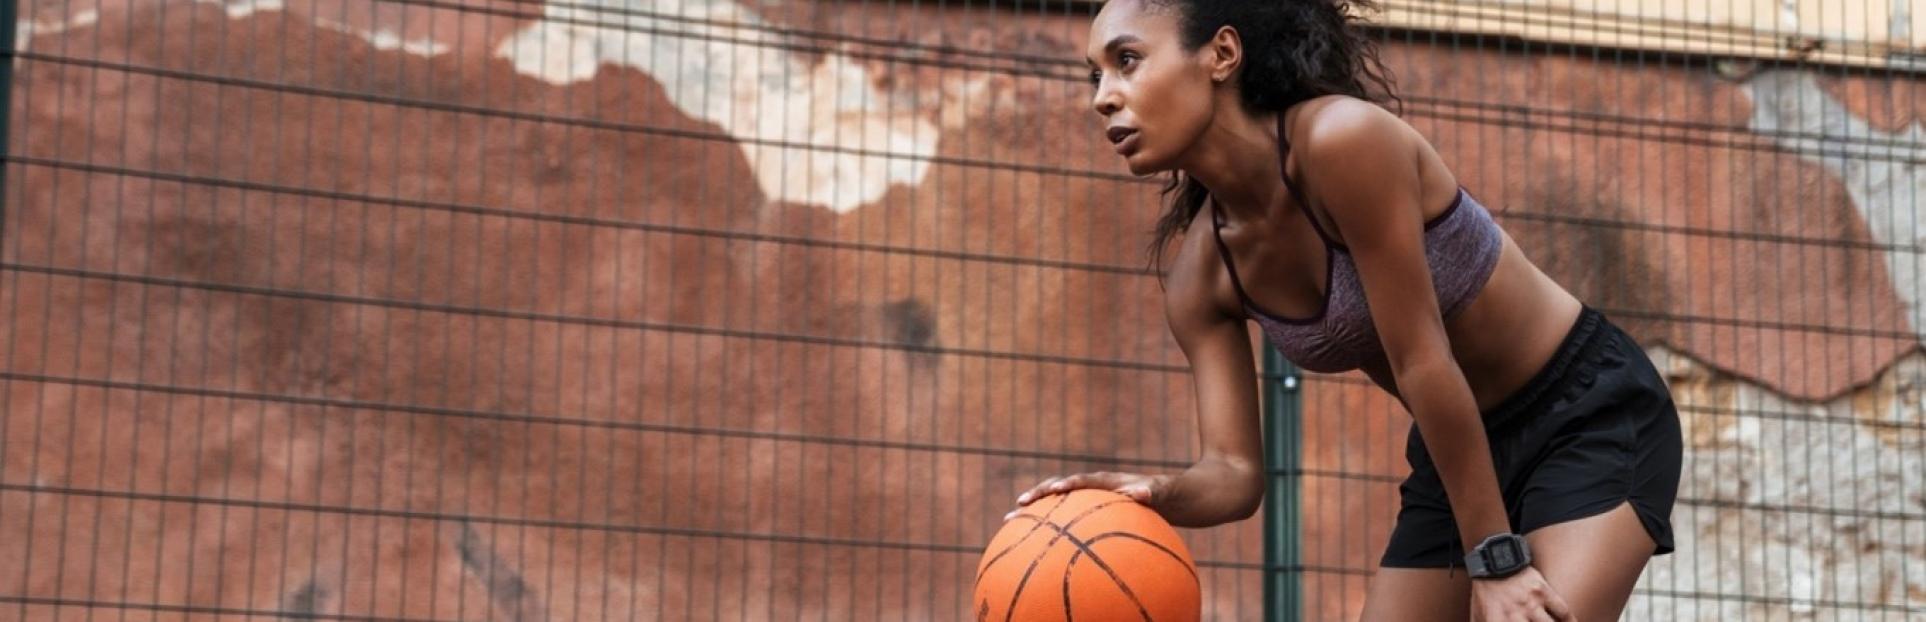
[1,0,14,257]
[1262,347,1301,622]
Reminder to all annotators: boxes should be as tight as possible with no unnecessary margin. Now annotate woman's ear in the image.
[1206,25,1242,83]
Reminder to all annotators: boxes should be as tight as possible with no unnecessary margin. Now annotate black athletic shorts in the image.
[1379,305,1682,571]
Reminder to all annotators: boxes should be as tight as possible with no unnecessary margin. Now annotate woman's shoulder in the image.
[1162,203,1246,326]
[1289,95,1413,160]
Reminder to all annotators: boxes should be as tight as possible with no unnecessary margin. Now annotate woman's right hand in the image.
[1004,471,1172,521]
[1469,565,1575,622]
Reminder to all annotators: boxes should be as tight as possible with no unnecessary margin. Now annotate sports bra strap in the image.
[1276,115,1342,250]
[1208,200,1263,314]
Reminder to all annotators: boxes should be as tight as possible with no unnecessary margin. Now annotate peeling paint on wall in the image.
[193,0,448,56]
[13,7,96,54]
[493,0,958,213]
[1743,69,1925,343]
[1638,345,1926,619]
[6,2,1923,619]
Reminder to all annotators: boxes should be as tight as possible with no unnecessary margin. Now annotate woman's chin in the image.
[1120,151,1164,176]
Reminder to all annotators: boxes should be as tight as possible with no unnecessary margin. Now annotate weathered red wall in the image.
[0,1,1916,620]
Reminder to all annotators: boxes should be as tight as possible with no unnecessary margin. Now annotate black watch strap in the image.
[1463,533,1532,579]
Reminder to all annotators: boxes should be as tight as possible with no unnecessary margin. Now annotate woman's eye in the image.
[1090,53,1141,87]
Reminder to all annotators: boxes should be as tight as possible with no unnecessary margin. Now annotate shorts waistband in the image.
[1480,305,1611,430]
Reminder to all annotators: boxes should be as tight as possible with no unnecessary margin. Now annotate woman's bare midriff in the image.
[1359,228,1585,414]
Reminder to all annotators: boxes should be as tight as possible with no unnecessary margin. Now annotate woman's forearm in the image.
[1397,359,1512,552]
[1158,455,1265,528]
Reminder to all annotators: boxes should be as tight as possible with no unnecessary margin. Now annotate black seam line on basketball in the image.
[1081,532,1199,582]
[1063,550,1147,622]
[1016,500,1141,553]
[1061,546,1154,622]
[989,507,1097,620]
[1001,500,1140,560]
[972,495,1073,591]
[1062,556,1075,622]
[998,526,1055,622]
[995,500,1139,622]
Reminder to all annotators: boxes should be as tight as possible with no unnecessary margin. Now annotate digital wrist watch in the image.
[1463,532,1531,579]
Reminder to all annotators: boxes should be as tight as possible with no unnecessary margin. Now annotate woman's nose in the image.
[1092,90,1121,117]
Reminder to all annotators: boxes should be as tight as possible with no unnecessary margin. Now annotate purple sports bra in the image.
[1209,172,1503,374]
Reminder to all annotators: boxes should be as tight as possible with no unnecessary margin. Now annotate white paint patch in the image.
[21,0,973,213]
[188,0,448,57]
[312,16,449,57]
[1894,0,1913,42]
[1743,70,1926,343]
[492,0,947,213]
[14,8,97,54]
[202,0,286,20]
[1637,346,1926,619]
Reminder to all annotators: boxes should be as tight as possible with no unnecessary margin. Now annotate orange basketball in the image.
[974,488,1200,622]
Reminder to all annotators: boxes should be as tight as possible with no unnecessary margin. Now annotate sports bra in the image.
[1208,123,1503,373]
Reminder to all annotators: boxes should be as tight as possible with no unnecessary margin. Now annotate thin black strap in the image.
[1208,200,1261,312]
[1276,115,1310,209]
[1277,115,1345,251]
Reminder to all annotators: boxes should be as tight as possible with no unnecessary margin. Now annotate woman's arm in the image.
[1156,237,1269,527]
[1008,234,1267,528]
[1293,99,1510,554]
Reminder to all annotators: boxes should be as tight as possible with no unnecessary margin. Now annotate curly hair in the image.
[1140,0,1403,280]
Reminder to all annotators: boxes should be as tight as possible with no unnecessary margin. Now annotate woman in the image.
[1006,1,1682,620]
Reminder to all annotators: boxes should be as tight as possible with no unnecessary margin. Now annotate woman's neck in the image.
[1183,110,1288,223]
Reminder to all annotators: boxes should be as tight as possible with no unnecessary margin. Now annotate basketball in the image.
[974,488,1201,622]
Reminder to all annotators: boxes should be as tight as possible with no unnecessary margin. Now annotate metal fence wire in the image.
[0,0,1921,620]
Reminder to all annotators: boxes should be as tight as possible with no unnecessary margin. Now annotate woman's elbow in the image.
[1223,460,1268,522]
[1232,494,1264,522]
[1388,352,1463,398]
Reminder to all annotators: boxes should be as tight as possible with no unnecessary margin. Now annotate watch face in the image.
[1492,543,1517,568]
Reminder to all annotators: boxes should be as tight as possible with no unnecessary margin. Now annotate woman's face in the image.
[1086,0,1221,176]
